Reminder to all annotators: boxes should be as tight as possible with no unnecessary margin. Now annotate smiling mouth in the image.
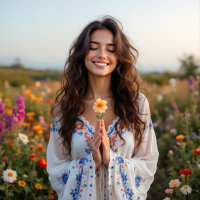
[92,61,110,66]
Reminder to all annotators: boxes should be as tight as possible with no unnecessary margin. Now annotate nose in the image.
[98,47,107,60]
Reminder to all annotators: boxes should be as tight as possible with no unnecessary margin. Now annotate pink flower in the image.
[179,113,184,117]
[169,179,181,188]
[168,150,173,154]
[165,188,173,194]
[170,129,177,135]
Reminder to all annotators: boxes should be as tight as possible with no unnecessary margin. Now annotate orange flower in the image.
[29,133,34,137]
[4,98,10,103]
[40,135,44,139]
[189,141,193,144]
[21,122,28,127]
[17,149,21,154]
[50,123,52,129]
[26,123,31,129]
[49,195,55,200]
[29,153,38,160]
[26,112,35,117]
[36,143,46,152]
[193,148,200,155]
[27,117,34,121]
[47,99,53,104]
[37,129,43,134]
[3,157,8,162]
[7,140,14,146]
[18,180,26,187]
[7,102,12,107]
[176,135,185,141]
[45,134,50,140]
[12,154,16,158]
[5,109,12,114]
[37,158,47,169]
[35,183,42,189]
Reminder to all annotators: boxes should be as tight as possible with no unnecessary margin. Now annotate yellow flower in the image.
[18,180,26,187]
[93,98,108,114]
[35,183,42,189]
[176,135,185,141]
[26,112,35,117]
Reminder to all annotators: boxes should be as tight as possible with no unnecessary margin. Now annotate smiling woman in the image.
[46,15,159,200]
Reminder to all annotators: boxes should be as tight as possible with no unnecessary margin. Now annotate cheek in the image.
[85,51,95,61]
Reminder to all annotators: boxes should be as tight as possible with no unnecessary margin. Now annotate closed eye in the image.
[90,48,115,53]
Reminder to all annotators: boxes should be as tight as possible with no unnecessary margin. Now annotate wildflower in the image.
[37,158,47,169]
[17,149,21,154]
[49,195,55,199]
[188,75,195,86]
[191,132,197,140]
[45,134,50,140]
[36,143,46,151]
[168,150,173,154]
[35,183,43,189]
[179,169,193,177]
[29,133,34,137]
[170,129,177,135]
[157,95,163,102]
[93,98,108,119]
[26,112,35,117]
[176,135,185,141]
[3,157,8,162]
[2,169,17,183]
[23,174,28,178]
[169,179,181,188]
[189,141,194,144]
[198,164,200,169]
[179,113,184,117]
[165,188,173,194]
[7,140,14,146]
[18,180,26,187]
[180,185,192,195]
[5,109,12,114]
[18,133,29,145]
[193,148,200,155]
[40,135,44,139]
[28,145,34,151]
[29,153,38,160]
[186,113,191,117]
[27,117,34,121]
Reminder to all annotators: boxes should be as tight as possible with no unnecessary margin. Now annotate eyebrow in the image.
[90,41,115,46]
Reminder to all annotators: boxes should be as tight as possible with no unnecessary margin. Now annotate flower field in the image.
[0,76,200,200]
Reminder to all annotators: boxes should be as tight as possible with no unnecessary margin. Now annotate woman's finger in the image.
[95,138,101,149]
[93,133,101,148]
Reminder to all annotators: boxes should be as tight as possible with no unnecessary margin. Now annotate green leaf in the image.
[0,185,6,190]
[24,186,31,195]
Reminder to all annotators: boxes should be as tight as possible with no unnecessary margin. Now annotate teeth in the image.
[94,62,107,66]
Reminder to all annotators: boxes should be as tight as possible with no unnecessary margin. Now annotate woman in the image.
[46,15,159,200]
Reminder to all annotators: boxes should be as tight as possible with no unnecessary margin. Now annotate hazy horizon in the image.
[0,0,199,73]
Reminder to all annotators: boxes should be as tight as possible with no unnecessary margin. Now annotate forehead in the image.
[90,29,114,44]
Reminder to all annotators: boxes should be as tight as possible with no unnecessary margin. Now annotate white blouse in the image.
[46,93,159,200]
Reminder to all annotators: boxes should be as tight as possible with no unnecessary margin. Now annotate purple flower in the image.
[189,88,194,94]
[191,132,197,140]
[165,125,171,130]
[12,107,18,116]
[198,80,200,92]
[158,124,164,131]
[0,102,5,114]
[186,113,191,117]
[189,76,195,86]
[173,104,179,112]
[173,139,178,145]
[166,117,172,123]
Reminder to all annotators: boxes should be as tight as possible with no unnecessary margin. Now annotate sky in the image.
[0,0,199,73]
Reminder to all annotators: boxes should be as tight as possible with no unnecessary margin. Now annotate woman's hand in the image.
[100,119,110,167]
[89,120,102,170]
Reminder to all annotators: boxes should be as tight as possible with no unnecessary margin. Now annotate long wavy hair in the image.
[51,15,148,157]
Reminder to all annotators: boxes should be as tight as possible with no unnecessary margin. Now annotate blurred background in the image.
[0,1,199,200]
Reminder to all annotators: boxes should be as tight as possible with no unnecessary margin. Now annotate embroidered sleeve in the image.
[46,118,95,200]
[108,95,159,200]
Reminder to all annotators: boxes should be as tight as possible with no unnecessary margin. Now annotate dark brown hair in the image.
[51,15,148,157]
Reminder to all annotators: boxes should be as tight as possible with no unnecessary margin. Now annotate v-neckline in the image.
[78,115,119,134]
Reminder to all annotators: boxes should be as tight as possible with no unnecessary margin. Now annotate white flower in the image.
[163,197,170,200]
[197,164,200,169]
[18,133,29,145]
[180,174,185,177]
[35,81,41,88]
[157,95,163,102]
[2,169,17,183]
[180,185,192,195]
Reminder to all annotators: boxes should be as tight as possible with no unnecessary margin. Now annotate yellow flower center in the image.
[184,185,188,189]
[97,102,103,108]
[22,136,26,140]
[8,172,13,177]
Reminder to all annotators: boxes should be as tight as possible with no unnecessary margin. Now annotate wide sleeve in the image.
[46,117,96,200]
[108,96,159,200]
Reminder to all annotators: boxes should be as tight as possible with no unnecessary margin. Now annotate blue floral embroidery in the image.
[57,169,70,185]
[115,156,134,199]
[51,122,58,132]
[135,175,142,188]
[145,117,153,133]
[70,157,90,199]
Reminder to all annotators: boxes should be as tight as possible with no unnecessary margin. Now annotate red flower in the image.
[179,169,193,177]
[37,158,47,169]
[29,153,38,159]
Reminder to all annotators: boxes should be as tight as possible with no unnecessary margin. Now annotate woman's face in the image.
[84,29,118,76]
